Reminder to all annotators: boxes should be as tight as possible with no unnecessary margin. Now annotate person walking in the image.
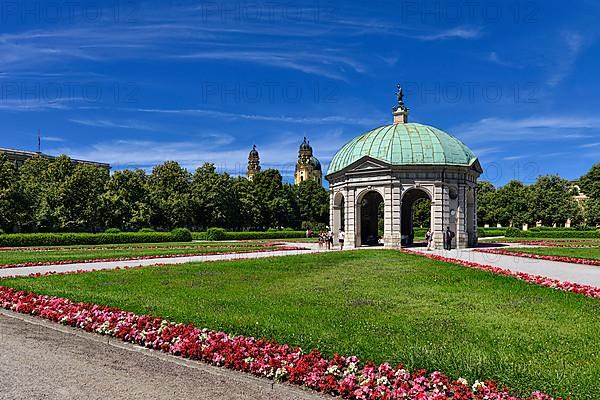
[338,229,345,250]
[426,228,433,251]
[444,226,455,250]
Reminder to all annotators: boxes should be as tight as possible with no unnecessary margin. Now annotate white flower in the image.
[457,377,468,386]
[377,376,390,386]
[472,380,486,391]
[275,367,288,382]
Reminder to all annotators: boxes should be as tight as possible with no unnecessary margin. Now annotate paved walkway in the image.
[0,243,331,278]
[409,246,600,287]
[0,309,323,400]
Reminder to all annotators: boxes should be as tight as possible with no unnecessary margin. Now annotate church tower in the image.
[294,137,322,186]
[247,144,260,180]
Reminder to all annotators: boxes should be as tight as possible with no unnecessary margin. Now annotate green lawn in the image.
[0,241,275,265]
[1,250,598,398]
[501,247,600,261]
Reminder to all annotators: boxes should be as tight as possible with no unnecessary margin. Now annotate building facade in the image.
[0,148,110,170]
[294,137,322,186]
[325,85,482,250]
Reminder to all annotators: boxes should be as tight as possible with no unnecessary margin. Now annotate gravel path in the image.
[0,309,324,400]
[409,246,600,287]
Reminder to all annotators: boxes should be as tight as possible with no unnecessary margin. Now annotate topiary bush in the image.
[206,228,227,241]
[505,227,521,237]
[198,229,306,241]
[104,228,122,234]
[170,228,192,242]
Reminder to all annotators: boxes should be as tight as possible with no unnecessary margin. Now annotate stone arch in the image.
[400,187,432,246]
[356,189,385,246]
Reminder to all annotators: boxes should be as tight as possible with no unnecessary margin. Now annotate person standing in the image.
[426,228,433,251]
[326,227,333,250]
[338,229,345,250]
[444,226,455,250]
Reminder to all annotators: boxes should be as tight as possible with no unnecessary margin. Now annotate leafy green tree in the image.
[412,198,431,228]
[579,163,600,200]
[147,161,192,230]
[296,180,328,226]
[103,169,151,230]
[251,169,291,229]
[0,154,18,232]
[61,163,109,231]
[476,181,497,226]
[584,198,600,226]
[233,177,262,230]
[530,175,581,226]
[191,163,239,229]
[15,156,51,231]
[495,180,533,227]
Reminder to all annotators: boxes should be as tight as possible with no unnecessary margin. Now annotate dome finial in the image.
[392,82,409,124]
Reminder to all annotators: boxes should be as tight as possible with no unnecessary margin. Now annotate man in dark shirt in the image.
[444,226,455,250]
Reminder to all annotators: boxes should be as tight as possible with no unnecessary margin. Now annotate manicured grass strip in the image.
[2,250,598,398]
[479,247,600,263]
[0,243,298,268]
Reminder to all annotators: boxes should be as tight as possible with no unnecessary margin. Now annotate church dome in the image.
[299,137,312,151]
[248,145,259,158]
[311,156,322,171]
[326,123,478,175]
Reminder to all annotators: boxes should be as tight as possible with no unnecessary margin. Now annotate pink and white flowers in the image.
[0,285,559,400]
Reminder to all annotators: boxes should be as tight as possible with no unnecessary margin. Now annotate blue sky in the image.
[1,0,599,186]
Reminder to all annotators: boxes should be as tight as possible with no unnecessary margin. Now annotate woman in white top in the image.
[338,229,345,250]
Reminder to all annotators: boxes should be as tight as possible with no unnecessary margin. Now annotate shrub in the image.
[505,227,521,237]
[104,228,122,234]
[198,230,306,241]
[192,232,207,240]
[170,228,192,242]
[138,228,156,233]
[0,231,192,247]
[206,228,226,241]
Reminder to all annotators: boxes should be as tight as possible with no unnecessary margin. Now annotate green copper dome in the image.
[327,123,478,175]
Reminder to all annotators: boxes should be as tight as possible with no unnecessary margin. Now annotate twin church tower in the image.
[246,138,322,186]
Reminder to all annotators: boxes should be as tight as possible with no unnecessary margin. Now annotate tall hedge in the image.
[194,230,306,241]
[0,229,192,247]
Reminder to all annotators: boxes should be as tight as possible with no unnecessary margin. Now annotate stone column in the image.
[346,189,357,248]
[432,183,447,249]
[456,185,468,249]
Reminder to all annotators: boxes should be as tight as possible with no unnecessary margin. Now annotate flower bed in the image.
[0,246,307,270]
[0,284,557,400]
[475,248,600,267]
[402,249,600,299]
[482,240,600,248]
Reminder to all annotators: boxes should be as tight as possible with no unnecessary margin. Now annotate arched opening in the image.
[332,192,345,243]
[401,188,432,246]
[358,191,384,246]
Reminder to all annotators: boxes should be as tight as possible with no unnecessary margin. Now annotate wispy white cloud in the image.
[547,31,586,87]
[454,115,600,143]
[487,51,518,68]
[135,107,383,127]
[69,118,160,131]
